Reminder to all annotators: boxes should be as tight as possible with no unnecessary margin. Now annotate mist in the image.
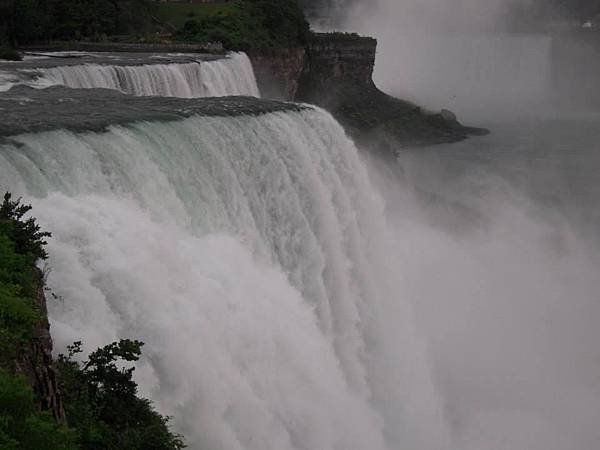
[331,1,600,449]
[333,0,600,120]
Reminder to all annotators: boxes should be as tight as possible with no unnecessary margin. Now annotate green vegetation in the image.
[0,192,76,449]
[150,1,237,30]
[0,369,78,450]
[0,0,154,46]
[0,0,310,51]
[0,192,185,449]
[175,0,310,50]
[0,192,50,368]
[56,340,185,450]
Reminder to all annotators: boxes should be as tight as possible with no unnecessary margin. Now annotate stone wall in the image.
[248,48,306,100]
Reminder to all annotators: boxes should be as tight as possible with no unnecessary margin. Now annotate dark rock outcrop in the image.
[14,270,65,421]
[296,33,488,150]
[251,32,488,151]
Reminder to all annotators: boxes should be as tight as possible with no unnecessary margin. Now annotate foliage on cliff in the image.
[56,340,185,450]
[0,192,76,449]
[0,193,184,450]
[0,193,49,370]
[176,0,310,51]
[0,369,77,450]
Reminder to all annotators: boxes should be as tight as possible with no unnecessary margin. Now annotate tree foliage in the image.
[0,193,185,449]
[177,0,310,50]
[0,369,78,450]
[57,340,186,450]
[0,0,153,46]
[0,192,51,261]
[0,193,47,368]
[0,193,77,449]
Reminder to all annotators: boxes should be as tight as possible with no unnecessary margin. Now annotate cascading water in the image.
[0,108,447,450]
[1,52,259,97]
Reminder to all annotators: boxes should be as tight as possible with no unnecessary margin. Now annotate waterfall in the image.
[4,52,259,97]
[0,108,447,450]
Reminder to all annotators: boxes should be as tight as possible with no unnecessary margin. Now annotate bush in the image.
[0,0,154,45]
[57,340,186,450]
[0,193,47,368]
[0,46,21,61]
[0,369,78,450]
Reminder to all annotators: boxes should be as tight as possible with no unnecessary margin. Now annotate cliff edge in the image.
[251,33,488,152]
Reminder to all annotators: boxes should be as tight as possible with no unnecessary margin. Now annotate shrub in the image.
[57,340,186,450]
[0,46,22,61]
[0,193,46,368]
[0,369,78,450]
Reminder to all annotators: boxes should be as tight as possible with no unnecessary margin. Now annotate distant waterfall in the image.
[0,108,446,450]
[28,52,259,97]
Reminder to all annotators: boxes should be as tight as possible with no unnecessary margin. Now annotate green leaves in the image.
[2,0,154,44]
[0,369,78,450]
[0,192,51,261]
[176,0,310,51]
[0,194,45,370]
[57,340,185,450]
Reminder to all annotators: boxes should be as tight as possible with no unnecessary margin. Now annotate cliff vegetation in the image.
[0,193,185,450]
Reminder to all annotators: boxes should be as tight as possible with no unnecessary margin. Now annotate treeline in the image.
[0,0,310,51]
[0,0,153,46]
[0,193,184,449]
[169,0,309,50]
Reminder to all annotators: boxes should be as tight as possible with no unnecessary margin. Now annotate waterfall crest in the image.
[4,52,259,97]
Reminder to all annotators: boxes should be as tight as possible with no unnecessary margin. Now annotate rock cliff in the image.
[15,270,65,421]
[250,32,488,151]
[248,48,306,100]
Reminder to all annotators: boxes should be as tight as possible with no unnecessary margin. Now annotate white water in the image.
[2,52,259,97]
[0,109,446,449]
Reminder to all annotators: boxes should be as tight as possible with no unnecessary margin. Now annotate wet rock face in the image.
[296,33,378,106]
[249,48,307,100]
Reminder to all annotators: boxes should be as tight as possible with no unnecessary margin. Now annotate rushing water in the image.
[0,52,259,97]
[0,106,447,450]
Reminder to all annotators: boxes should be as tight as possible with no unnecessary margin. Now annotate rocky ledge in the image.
[296,33,489,150]
[0,86,306,138]
[251,33,489,152]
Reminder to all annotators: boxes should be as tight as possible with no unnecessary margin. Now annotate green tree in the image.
[57,340,186,450]
[177,0,310,50]
[0,369,78,450]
